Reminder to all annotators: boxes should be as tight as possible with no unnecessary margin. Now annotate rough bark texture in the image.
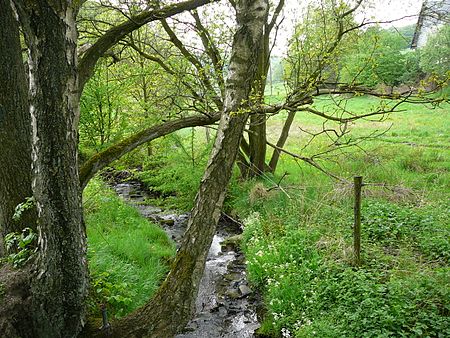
[109,1,269,337]
[14,1,88,336]
[0,265,33,337]
[248,24,270,176]
[79,113,220,189]
[0,0,33,256]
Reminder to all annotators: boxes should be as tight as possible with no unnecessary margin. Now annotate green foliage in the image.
[4,228,37,268]
[420,24,450,80]
[138,129,212,210]
[239,194,449,338]
[340,27,411,88]
[362,201,428,245]
[363,202,449,263]
[80,60,131,150]
[84,179,175,318]
[88,271,134,318]
[285,0,357,89]
[12,196,35,222]
[400,49,423,84]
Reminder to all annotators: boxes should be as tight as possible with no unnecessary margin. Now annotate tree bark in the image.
[247,0,284,176]
[0,0,33,256]
[14,1,88,336]
[248,21,270,176]
[111,1,269,336]
[79,112,220,189]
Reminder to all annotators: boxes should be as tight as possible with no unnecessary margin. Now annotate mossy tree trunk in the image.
[245,0,284,177]
[0,0,34,256]
[111,1,269,337]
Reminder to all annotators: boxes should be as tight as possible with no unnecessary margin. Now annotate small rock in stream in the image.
[239,285,252,297]
[225,289,241,300]
[160,218,175,226]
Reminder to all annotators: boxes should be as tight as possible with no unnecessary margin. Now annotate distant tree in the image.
[340,27,409,88]
[80,60,130,149]
[420,24,450,81]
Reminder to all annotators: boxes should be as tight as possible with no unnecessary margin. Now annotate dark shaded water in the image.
[113,181,261,337]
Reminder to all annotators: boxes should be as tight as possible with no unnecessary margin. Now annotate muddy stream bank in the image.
[112,180,262,337]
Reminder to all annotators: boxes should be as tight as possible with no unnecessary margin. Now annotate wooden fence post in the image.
[354,176,363,266]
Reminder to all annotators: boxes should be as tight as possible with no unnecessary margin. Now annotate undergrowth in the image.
[89,95,449,336]
[231,168,449,337]
[83,179,175,318]
[137,130,211,210]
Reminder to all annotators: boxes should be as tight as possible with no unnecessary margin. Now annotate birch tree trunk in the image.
[13,1,88,336]
[112,1,269,337]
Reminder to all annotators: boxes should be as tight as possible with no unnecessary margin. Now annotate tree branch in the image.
[79,112,220,188]
[191,10,225,96]
[78,0,217,93]
[266,141,344,181]
[160,18,223,109]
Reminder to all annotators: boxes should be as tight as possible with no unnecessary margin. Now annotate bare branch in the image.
[160,18,223,109]
[191,10,225,96]
[268,0,285,31]
[266,141,344,181]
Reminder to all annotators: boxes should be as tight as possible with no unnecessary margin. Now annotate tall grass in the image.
[83,179,175,318]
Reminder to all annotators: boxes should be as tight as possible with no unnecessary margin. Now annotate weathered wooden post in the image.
[353,176,363,266]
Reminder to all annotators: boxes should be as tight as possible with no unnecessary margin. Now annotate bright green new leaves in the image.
[340,27,412,88]
[285,0,357,90]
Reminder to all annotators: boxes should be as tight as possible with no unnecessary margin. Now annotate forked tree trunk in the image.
[248,22,270,177]
[13,1,88,336]
[111,1,269,337]
[246,0,285,177]
[0,0,33,256]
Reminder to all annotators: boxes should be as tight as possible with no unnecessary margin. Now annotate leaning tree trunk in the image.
[0,0,34,256]
[268,110,296,173]
[111,1,269,337]
[14,2,88,337]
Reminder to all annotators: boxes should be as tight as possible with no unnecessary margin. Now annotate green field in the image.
[231,93,450,337]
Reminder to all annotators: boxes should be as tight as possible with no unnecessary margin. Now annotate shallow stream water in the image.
[113,180,261,338]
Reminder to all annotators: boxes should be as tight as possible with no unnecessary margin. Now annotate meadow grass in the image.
[228,92,450,337]
[83,179,175,318]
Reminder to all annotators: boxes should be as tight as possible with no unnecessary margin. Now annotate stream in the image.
[112,180,261,337]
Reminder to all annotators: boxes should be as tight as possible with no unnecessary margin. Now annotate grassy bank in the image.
[84,91,449,335]
[83,179,175,318]
[230,179,449,337]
